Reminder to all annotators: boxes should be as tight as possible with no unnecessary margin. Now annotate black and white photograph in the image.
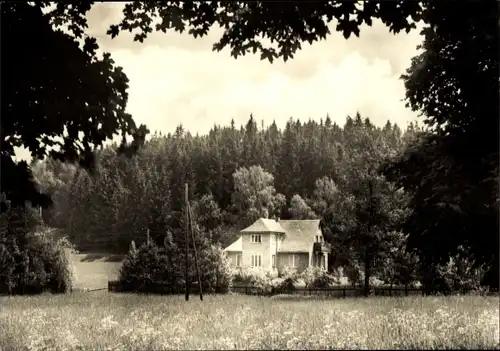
[1,1,498,350]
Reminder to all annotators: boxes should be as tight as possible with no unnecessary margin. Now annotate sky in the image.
[17,3,423,161]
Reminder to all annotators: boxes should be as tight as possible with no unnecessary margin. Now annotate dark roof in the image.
[278,220,321,252]
[224,218,323,253]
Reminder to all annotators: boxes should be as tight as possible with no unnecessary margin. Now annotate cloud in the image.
[86,3,423,133]
[14,3,423,161]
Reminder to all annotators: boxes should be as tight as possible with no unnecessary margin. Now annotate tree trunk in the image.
[364,180,374,297]
[363,254,371,297]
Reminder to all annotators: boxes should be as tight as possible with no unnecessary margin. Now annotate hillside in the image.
[68,251,123,291]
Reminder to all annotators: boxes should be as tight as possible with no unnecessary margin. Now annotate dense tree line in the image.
[32,109,494,293]
[31,114,406,247]
[32,115,425,287]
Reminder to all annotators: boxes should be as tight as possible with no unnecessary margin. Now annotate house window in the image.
[315,235,323,243]
[236,254,242,267]
[272,254,276,268]
[251,254,262,267]
[251,234,262,243]
[288,254,300,267]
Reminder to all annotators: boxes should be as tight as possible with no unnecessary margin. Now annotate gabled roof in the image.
[278,220,321,252]
[223,218,323,253]
[223,237,242,252]
[240,218,285,233]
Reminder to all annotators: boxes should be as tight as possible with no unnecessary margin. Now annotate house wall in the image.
[269,233,276,269]
[277,253,309,274]
[241,232,274,270]
[225,251,241,268]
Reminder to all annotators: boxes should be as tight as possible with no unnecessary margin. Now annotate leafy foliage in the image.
[279,265,300,281]
[1,3,148,209]
[118,237,232,294]
[197,244,233,294]
[0,205,75,295]
[383,0,499,289]
[288,194,317,220]
[102,1,422,62]
[231,165,286,227]
[320,115,410,294]
[232,267,275,295]
[274,278,296,295]
[309,176,338,217]
[301,266,339,289]
[377,232,420,288]
[118,240,167,292]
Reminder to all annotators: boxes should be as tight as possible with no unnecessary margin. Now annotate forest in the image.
[29,113,483,292]
[31,114,409,247]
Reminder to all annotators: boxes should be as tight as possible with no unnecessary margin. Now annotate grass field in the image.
[0,292,498,350]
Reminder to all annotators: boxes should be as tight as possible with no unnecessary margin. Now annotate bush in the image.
[118,239,232,294]
[272,265,300,294]
[118,240,169,292]
[420,251,486,295]
[232,267,274,294]
[274,278,296,294]
[301,266,338,289]
[280,265,300,281]
[343,263,363,287]
[0,205,75,295]
[199,244,232,293]
[369,276,385,287]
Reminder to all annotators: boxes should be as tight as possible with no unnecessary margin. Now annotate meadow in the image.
[0,292,498,350]
[68,252,122,291]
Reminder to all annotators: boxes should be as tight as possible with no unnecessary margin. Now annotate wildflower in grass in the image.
[100,315,119,330]
[1,294,498,350]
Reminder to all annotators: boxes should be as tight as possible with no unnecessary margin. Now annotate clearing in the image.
[0,293,498,350]
[68,251,123,291]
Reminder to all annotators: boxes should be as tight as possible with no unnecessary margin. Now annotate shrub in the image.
[119,240,176,293]
[280,265,300,281]
[197,244,232,293]
[119,241,154,291]
[22,231,75,294]
[274,278,296,294]
[0,205,75,295]
[420,252,485,295]
[273,265,300,294]
[118,239,233,294]
[301,266,338,289]
[370,276,385,287]
[232,266,273,294]
[343,263,363,287]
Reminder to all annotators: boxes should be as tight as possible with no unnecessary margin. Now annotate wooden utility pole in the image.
[364,179,374,297]
[188,205,203,301]
[185,183,190,301]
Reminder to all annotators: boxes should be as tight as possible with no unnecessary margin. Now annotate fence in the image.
[108,280,496,297]
[230,285,426,298]
[107,280,228,295]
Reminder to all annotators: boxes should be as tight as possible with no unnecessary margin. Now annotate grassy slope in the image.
[0,293,498,350]
[69,252,123,291]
